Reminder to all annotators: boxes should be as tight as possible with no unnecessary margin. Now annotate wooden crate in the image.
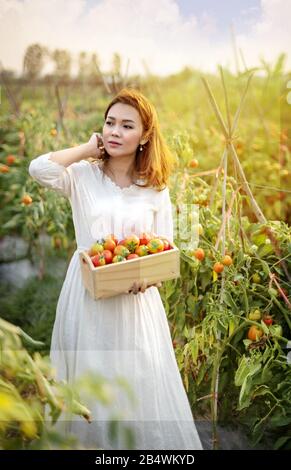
[79,246,180,300]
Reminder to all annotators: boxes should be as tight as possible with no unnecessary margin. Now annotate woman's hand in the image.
[126,281,162,295]
[86,133,105,161]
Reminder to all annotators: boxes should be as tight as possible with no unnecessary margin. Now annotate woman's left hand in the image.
[126,281,162,295]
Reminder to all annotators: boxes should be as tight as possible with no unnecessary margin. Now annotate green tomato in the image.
[252,273,261,284]
[270,324,283,337]
[248,309,262,321]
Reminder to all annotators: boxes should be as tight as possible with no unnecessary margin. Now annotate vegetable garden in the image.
[0,55,290,450]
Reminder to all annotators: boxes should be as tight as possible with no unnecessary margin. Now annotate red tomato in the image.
[103,249,113,264]
[161,239,171,251]
[91,254,106,267]
[127,253,139,260]
[263,315,273,326]
[139,232,151,245]
[108,233,119,245]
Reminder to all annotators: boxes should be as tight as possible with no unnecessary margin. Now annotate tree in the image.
[51,49,72,80]
[23,44,45,79]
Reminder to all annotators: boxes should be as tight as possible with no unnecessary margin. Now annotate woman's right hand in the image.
[86,133,105,161]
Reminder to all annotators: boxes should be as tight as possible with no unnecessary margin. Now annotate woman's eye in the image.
[106,121,132,129]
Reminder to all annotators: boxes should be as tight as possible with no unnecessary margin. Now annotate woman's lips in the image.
[108,141,122,146]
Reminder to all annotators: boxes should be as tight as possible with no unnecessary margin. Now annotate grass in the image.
[0,273,63,356]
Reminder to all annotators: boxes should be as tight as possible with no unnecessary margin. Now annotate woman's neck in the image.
[102,158,136,182]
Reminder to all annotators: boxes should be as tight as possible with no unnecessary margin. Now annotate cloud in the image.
[236,0,291,70]
[0,0,289,77]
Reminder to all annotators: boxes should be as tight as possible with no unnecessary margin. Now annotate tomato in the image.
[0,164,10,173]
[269,324,283,337]
[252,273,261,284]
[135,245,149,256]
[192,248,205,261]
[88,243,104,256]
[50,128,57,136]
[103,237,116,252]
[139,232,151,245]
[147,238,164,253]
[222,255,233,266]
[108,233,119,245]
[248,309,262,321]
[6,155,16,165]
[213,262,224,273]
[53,237,62,250]
[114,245,130,257]
[103,249,113,264]
[247,325,263,341]
[112,255,126,263]
[161,239,171,251]
[21,194,33,206]
[263,315,273,326]
[188,158,199,168]
[127,253,139,260]
[123,234,140,253]
[91,254,106,267]
[279,288,288,298]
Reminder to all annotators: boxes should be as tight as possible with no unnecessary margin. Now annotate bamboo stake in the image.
[201,74,267,224]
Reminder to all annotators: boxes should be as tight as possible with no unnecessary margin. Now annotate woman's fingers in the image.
[126,280,162,294]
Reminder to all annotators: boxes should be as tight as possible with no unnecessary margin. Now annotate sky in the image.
[0,0,289,77]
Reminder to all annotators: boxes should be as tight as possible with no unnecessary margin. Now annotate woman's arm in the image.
[50,133,102,167]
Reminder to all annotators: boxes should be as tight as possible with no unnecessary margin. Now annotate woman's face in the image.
[102,103,144,158]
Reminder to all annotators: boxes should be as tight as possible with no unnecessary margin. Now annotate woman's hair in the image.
[100,87,176,191]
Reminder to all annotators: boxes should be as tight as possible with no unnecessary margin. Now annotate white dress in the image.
[28,153,203,450]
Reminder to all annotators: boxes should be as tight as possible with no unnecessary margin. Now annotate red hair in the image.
[102,88,176,191]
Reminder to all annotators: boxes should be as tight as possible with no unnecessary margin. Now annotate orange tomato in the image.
[193,248,205,261]
[6,155,16,165]
[114,245,130,258]
[213,262,224,273]
[108,233,119,245]
[123,234,140,253]
[147,238,164,254]
[188,159,199,168]
[247,325,263,341]
[135,245,149,256]
[0,164,10,173]
[222,255,233,266]
[21,194,32,205]
[103,238,116,252]
[112,255,126,263]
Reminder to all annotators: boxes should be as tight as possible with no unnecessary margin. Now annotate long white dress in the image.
[28,153,203,450]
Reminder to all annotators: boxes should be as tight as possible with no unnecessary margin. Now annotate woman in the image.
[29,88,203,450]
